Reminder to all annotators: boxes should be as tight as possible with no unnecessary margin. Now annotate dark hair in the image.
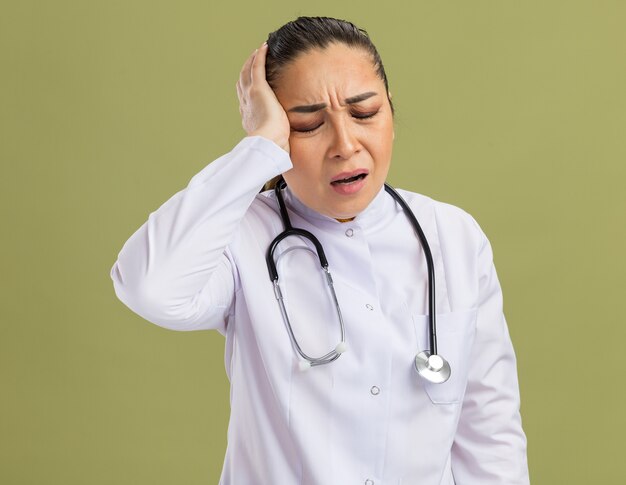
[265,16,394,116]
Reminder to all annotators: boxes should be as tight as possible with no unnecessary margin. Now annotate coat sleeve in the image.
[110,136,292,334]
[450,221,530,484]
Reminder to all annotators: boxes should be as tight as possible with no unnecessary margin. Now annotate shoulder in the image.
[234,188,283,237]
[393,187,487,249]
[252,188,280,218]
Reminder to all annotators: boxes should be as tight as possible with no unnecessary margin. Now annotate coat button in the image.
[365,480,374,485]
[370,386,380,396]
[345,228,354,237]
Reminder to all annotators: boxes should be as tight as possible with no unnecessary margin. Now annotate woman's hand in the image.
[236,42,291,154]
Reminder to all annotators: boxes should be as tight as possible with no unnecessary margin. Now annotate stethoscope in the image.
[266,178,451,384]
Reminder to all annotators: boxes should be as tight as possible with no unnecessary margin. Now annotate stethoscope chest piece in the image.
[415,351,451,384]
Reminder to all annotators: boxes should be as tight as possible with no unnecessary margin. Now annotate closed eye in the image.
[292,123,323,134]
[351,110,379,120]
[292,110,380,134]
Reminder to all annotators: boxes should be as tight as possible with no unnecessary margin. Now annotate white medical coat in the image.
[111,136,529,484]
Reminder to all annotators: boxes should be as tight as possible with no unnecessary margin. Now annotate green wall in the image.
[2,1,624,483]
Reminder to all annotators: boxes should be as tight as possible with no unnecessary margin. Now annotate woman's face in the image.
[273,42,394,220]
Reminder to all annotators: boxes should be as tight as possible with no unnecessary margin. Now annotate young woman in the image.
[111,16,529,485]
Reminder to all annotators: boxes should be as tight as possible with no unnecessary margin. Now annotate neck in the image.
[335,217,355,223]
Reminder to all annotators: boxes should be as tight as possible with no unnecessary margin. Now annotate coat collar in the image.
[264,182,451,314]
[281,183,394,232]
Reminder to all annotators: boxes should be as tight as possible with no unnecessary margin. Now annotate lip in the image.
[330,169,370,184]
[329,169,369,196]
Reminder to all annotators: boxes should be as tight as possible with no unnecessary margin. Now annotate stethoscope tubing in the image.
[383,184,439,356]
[265,177,447,381]
[267,179,346,366]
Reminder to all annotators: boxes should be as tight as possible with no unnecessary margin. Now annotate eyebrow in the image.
[287,91,379,113]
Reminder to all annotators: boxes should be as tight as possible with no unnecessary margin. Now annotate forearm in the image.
[110,135,291,330]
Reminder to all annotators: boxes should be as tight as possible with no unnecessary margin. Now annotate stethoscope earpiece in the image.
[414,351,451,384]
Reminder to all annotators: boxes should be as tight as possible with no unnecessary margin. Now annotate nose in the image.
[328,117,361,160]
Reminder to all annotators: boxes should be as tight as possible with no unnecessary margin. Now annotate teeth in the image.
[334,174,365,184]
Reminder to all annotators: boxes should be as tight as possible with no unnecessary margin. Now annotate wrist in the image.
[249,131,290,154]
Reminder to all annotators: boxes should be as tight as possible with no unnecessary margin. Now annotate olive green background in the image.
[2,1,624,483]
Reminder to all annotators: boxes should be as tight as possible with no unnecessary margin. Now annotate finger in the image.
[251,43,268,87]
[239,48,258,88]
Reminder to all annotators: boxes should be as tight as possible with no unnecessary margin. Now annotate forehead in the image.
[274,43,383,104]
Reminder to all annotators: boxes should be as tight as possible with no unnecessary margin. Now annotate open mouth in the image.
[330,173,368,185]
